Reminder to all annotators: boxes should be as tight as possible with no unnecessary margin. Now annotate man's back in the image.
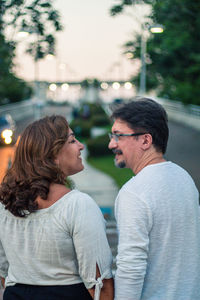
[115,161,200,300]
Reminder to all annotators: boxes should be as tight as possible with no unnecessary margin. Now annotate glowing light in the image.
[150,25,164,33]
[46,54,54,60]
[4,137,12,144]
[1,129,13,139]
[101,82,108,90]
[124,82,133,89]
[112,82,120,90]
[61,83,69,91]
[126,52,134,59]
[17,31,29,38]
[49,83,57,91]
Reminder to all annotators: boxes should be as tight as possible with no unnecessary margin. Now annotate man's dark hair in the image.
[111,97,169,154]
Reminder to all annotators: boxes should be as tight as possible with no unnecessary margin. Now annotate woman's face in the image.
[55,128,84,176]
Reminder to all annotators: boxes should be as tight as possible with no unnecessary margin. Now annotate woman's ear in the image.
[54,157,59,166]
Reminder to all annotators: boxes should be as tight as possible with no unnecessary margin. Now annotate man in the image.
[108,98,200,300]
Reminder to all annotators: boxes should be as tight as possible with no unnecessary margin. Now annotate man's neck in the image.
[133,152,166,175]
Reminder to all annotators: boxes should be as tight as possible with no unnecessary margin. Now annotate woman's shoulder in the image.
[0,202,5,213]
[63,189,98,209]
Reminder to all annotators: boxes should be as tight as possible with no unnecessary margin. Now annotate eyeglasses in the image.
[108,132,147,143]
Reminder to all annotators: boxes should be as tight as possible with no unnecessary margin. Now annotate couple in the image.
[0,98,200,300]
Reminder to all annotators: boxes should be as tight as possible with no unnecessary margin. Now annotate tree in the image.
[110,0,200,105]
[0,0,63,104]
[0,0,63,60]
[0,33,32,104]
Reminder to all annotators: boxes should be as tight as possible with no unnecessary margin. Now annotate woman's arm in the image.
[0,277,5,288]
[88,265,114,300]
[70,194,114,300]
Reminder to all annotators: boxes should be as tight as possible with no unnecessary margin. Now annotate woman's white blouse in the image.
[0,190,113,298]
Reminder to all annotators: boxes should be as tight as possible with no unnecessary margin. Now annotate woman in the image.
[0,115,113,300]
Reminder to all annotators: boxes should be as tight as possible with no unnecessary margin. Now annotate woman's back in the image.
[0,190,112,289]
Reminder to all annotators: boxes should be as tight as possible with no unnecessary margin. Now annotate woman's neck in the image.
[36,183,70,209]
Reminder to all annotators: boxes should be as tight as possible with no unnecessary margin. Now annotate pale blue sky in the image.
[15,0,150,82]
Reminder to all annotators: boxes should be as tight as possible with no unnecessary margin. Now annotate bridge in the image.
[30,79,135,104]
[0,96,200,193]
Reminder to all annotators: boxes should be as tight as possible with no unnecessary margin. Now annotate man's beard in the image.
[113,149,126,168]
[114,159,126,168]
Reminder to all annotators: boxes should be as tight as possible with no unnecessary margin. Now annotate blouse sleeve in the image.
[0,239,8,279]
[67,192,113,299]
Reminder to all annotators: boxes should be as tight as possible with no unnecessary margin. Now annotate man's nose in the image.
[108,138,117,149]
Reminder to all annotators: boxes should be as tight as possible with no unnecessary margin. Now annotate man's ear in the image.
[141,133,152,150]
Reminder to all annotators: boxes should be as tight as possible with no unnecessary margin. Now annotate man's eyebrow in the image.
[113,130,121,134]
[68,133,75,137]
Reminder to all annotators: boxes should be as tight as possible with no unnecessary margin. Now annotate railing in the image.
[155,97,200,116]
[0,99,36,121]
[1,97,200,131]
[153,97,200,131]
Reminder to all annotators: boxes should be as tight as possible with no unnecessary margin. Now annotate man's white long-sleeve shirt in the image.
[115,161,200,300]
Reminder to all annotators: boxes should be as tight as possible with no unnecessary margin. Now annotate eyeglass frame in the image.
[108,132,147,143]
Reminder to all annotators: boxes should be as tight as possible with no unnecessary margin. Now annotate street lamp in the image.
[139,24,164,95]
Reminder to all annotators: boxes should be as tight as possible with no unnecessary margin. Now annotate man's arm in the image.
[115,190,152,300]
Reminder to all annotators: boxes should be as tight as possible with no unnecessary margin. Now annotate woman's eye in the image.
[69,139,76,144]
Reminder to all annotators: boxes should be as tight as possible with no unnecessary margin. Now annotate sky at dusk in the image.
[15,0,150,82]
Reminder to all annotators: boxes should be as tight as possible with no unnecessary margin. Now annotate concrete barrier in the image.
[0,100,35,121]
[154,97,200,131]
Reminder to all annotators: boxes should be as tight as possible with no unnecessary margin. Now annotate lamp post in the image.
[139,24,164,95]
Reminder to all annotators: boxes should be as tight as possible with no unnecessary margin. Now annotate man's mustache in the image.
[112,149,123,155]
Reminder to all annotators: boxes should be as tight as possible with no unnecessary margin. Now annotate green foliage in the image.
[0,0,62,104]
[70,102,111,157]
[91,114,110,127]
[89,102,105,114]
[87,134,111,157]
[0,0,63,60]
[70,102,111,138]
[70,118,92,138]
[0,34,32,104]
[88,155,134,188]
[110,0,200,105]
[0,76,32,104]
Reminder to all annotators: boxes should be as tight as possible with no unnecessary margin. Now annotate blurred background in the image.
[0,1,200,295]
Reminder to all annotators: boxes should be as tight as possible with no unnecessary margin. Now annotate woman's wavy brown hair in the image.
[0,115,69,217]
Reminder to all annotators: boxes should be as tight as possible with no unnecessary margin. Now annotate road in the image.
[166,121,200,192]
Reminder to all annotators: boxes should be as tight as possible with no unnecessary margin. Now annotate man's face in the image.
[108,119,143,172]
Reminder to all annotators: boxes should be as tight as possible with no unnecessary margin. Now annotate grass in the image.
[87,155,134,188]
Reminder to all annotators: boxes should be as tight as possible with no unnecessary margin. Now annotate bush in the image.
[91,114,110,127]
[87,133,110,157]
[70,119,92,138]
